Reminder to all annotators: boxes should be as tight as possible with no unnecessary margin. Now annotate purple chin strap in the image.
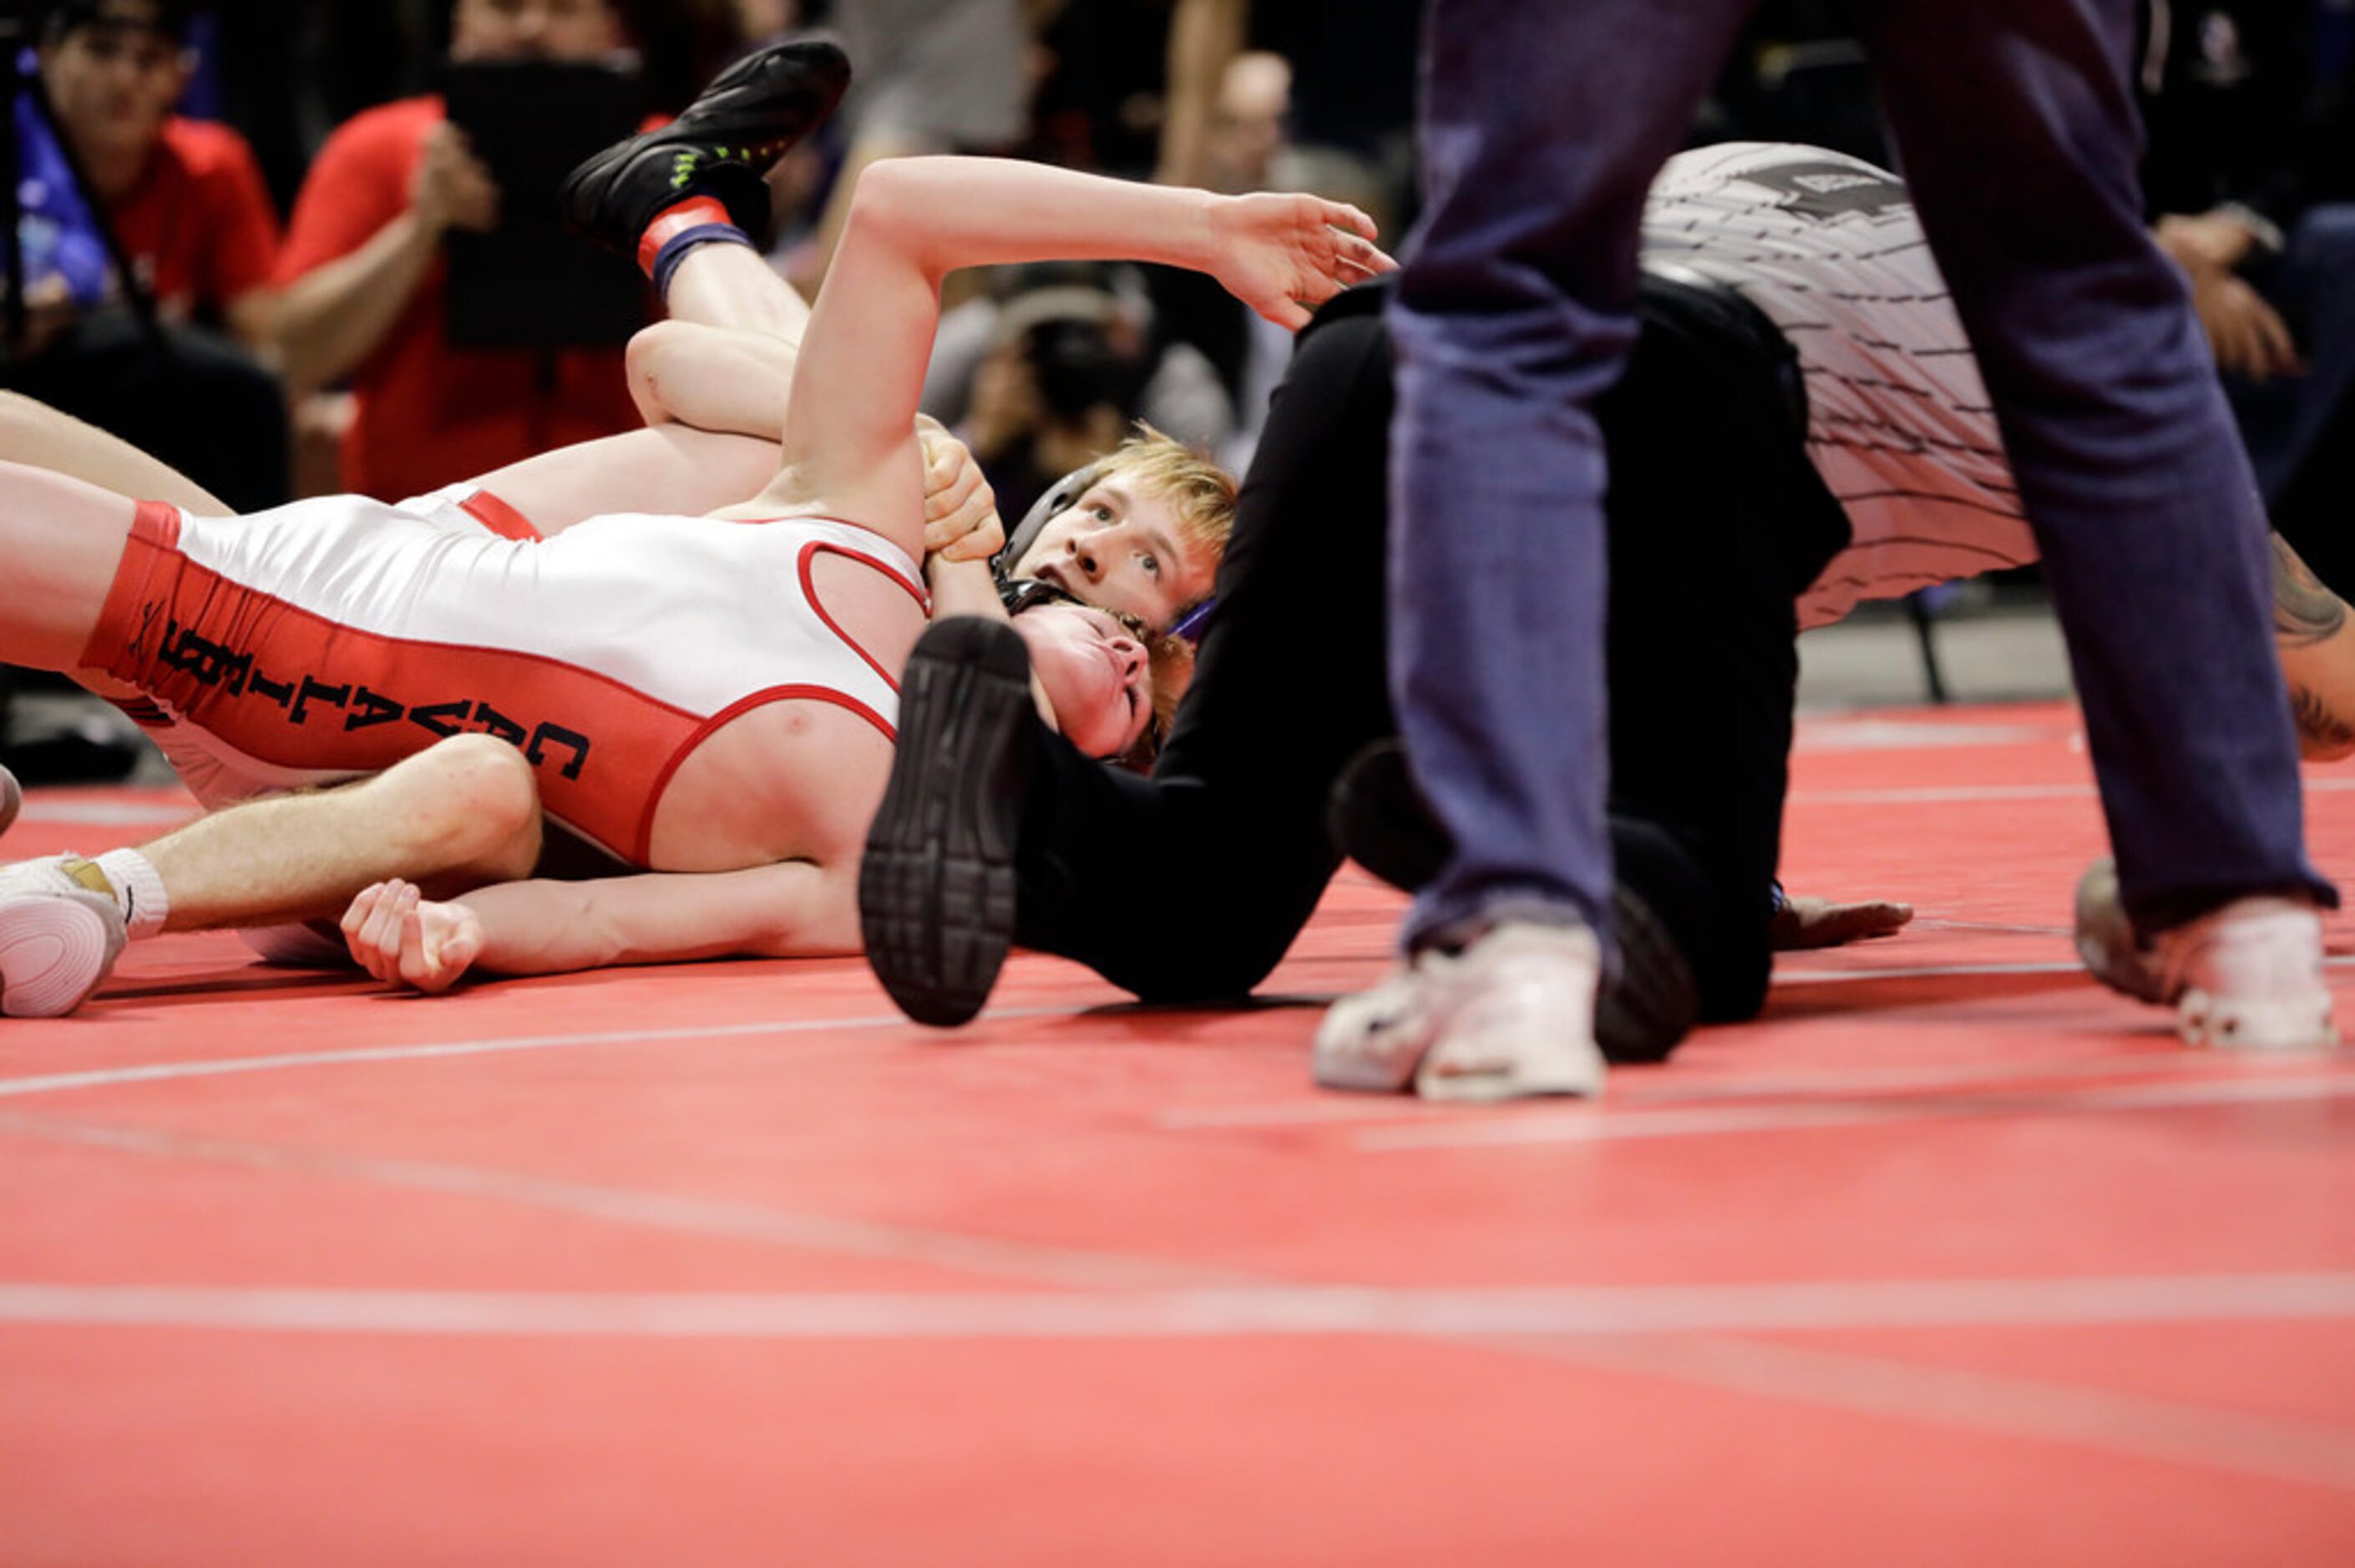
[1167,599,1216,644]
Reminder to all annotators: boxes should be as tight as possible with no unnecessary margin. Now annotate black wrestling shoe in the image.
[860,617,1038,1027]
[1328,740,1699,1062]
[1602,877,1700,1064]
[559,35,852,254]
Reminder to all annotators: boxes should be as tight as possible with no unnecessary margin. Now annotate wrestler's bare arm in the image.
[922,552,1070,732]
[755,155,1390,565]
[342,861,858,990]
[2271,534,2355,761]
[458,243,1001,556]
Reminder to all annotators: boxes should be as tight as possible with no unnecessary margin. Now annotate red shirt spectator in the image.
[108,116,280,323]
[16,1,290,514]
[276,95,641,500]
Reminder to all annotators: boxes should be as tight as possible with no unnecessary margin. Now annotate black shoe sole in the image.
[859,618,1036,1027]
[559,36,852,251]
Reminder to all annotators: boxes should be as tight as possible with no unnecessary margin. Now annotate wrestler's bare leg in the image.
[662,238,811,347]
[0,403,240,711]
[458,423,784,539]
[443,244,806,532]
[0,475,533,1008]
[0,462,138,671]
[0,736,542,1012]
[0,392,228,517]
[144,736,543,931]
[453,238,993,556]
[0,235,803,539]
[3,234,822,548]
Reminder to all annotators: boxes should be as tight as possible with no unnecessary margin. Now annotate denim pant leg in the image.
[1387,0,1757,957]
[1851,0,2333,925]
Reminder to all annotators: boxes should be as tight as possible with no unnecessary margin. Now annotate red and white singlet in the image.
[85,488,928,866]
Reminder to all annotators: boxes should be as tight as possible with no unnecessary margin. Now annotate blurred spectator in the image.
[609,0,747,117]
[1156,0,1420,236]
[789,0,1031,291]
[3,0,287,510]
[1142,1,1416,465]
[1201,48,1286,190]
[735,0,803,38]
[270,0,652,499]
[926,264,1231,513]
[964,299,1137,523]
[1028,0,1171,175]
[2143,0,2355,593]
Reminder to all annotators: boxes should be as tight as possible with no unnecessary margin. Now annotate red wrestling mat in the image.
[3,699,2352,1564]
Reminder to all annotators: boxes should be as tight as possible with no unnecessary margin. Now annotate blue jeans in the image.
[1387,0,2334,959]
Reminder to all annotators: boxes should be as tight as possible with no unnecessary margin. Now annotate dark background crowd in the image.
[4,0,2352,778]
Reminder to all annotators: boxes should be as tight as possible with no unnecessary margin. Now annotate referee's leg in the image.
[1851,0,2332,927]
[1388,0,1760,959]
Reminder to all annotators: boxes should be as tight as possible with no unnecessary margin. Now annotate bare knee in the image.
[625,321,693,426]
[377,736,543,880]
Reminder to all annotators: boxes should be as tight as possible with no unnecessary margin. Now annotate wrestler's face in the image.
[1010,482,1218,635]
[39,7,190,173]
[450,0,624,62]
[1013,604,1155,760]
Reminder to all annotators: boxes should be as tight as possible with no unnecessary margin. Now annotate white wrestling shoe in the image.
[0,764,19,838]
[0,856,128,1018]
[1314,922,1607,1102]
[2074,857,2337,1050]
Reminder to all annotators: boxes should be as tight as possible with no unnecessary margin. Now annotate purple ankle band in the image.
[651,224,755,300]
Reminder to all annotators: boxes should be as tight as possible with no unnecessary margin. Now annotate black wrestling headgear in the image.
[991,461,1105,589]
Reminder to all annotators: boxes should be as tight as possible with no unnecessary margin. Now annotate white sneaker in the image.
[0,764,18,838]
[2074,857,2337,1050]
[1314,923,1607,1102]
[0,856,128,1018]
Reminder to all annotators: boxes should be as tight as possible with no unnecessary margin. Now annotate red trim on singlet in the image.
[134,498,181,548]
[798,540,931,695]
[79,500,183,669]
[630,684,897,867]
[458,489,544,542]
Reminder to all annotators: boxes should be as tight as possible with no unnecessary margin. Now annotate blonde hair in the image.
[1091,422,1238,566]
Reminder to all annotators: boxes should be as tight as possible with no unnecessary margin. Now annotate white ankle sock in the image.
[91,848,169,938]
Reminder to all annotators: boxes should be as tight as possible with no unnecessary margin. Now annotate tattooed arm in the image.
[2271,534,2355,761]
